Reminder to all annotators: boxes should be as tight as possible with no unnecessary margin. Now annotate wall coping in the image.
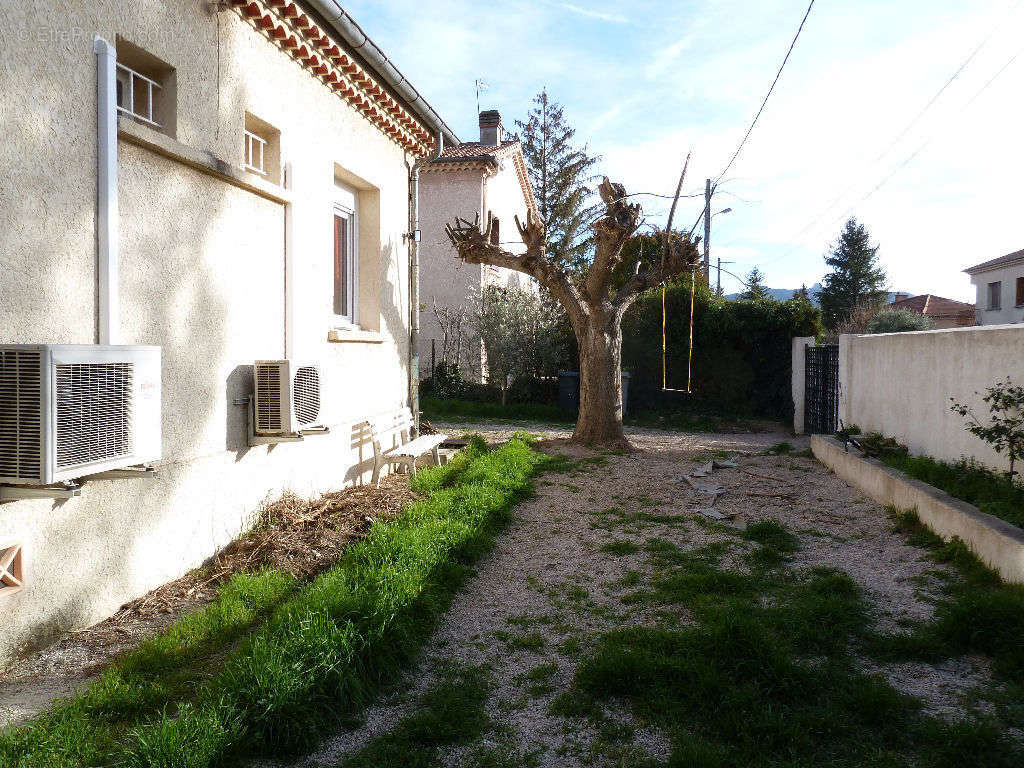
[812,434,1024,583]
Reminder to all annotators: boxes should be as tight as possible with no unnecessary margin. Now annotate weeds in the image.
[0,436,549,768]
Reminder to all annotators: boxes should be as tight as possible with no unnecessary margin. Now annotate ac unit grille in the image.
[293,366,320,426]
[54,363,134,470]
[255,364,282,432]
[0,350,42,480]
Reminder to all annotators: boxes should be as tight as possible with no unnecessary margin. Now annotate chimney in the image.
[479,110,503,146]
[892,293,909,304]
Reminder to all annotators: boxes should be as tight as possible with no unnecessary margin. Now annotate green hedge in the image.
[0,435,547,767]
[622,283,822,420]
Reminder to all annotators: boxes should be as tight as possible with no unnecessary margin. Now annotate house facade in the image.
[418,111,539,380]
[0,0,458,666]
[888,294,976,329]
[964,249,1024,325]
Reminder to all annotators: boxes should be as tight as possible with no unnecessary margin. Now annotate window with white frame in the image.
[333,194,358,325]
[243,113,281,183]
[243,130,267,175]
[115,38,175,136]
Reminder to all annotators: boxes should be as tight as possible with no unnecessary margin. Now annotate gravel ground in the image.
[270,423,1000,768]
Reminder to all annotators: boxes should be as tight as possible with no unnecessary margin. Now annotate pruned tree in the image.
[446,170,701,447]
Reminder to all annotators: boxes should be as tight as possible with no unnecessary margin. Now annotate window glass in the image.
[333,205,356,323]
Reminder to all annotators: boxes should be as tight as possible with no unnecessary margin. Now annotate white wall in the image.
[0,1,419,665]
[971,262,1024,326]
[838,325,1024,471]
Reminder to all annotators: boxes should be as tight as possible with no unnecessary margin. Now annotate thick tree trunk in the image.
[573,316,627,447]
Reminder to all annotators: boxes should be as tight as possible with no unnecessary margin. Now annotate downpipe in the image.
[94,36,119,345]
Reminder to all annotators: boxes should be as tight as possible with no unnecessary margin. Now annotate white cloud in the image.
[557,3,629,23]
[646,37,693,80]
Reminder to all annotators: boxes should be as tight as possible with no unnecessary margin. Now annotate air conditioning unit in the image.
[252,360,323,436]
[0,345,162,486]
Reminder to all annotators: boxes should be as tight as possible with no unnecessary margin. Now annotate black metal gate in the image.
[804,344,839,434]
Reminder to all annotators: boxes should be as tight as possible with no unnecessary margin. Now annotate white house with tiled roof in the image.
[419,111,540,379]
[0,0,458,665]
[965,249,1024,325]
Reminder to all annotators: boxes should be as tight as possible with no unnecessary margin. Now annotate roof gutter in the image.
[302,0,460,149]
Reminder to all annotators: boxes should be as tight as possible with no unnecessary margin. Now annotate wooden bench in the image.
[366,409,448,486]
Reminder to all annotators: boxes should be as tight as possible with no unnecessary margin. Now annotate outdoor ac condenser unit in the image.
[0,345,162,485]
[252,360,323,436]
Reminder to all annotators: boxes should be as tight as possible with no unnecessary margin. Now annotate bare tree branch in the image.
[584,177,643,304]
[662,152,691,269]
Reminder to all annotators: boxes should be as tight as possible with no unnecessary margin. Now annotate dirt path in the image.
[272,425,1001,768]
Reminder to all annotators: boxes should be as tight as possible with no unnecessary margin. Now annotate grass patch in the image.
[340,663,491,767]
[0,435,550,768]
[566,519,1022,767]
[864,509,1024,682]
[599,540,641,556]
[421,396,570,425]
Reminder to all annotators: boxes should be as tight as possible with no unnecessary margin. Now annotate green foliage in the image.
[516,90,600,272]
[340,664,492,767]
[738,266,770,301]
[951,378,1024,479]
[621,281,822,419]
[867,308,935,333]
[0,437,549,768]
[421,396,569,425]
[818,217,888,329]
[567,518,1022,767]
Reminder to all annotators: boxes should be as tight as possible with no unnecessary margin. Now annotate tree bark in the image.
[573,313,627,446]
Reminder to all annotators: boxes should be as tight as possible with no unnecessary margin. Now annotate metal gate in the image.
[804,344,839,434]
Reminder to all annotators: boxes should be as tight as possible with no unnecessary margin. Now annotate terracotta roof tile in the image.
[432,139,520,163]
[890,294,975,317]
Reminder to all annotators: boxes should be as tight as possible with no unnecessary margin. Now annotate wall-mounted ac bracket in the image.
[246,396,329,446]
[87,465,158,480]
[0,483,83,503]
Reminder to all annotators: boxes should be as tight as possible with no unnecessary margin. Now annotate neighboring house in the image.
[418,110,540,380]
[964,249,1024,325]
[0,0,459,666]
[888,294,976,329]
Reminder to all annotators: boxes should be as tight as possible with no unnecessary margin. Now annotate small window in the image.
[988,281,1002,311]
[333,202,358,325]
[1016,276,1024,307]
[243,113,281,183]
[115,38,176,136]
[490,216,500,246]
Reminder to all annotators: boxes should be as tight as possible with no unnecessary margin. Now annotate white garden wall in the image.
[837,325,1024,472]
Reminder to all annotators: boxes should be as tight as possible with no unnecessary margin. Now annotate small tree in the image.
[951,378,1024,479]
[792,283,812,303]
[516,90,600,272]
[818,217,888,329]
[473,285,533,406]
[739,267,771,301]
[867,309,934,334]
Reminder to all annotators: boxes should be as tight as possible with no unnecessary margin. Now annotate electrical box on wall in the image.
[0,345,162,485]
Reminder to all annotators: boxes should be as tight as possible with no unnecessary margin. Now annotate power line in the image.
[714,0,816,185]
[776,1,1021,258]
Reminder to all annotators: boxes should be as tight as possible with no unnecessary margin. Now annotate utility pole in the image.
[716,257,722,296]
[703,178,712,285]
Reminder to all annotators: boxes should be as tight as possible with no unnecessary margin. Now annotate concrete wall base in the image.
[812,435,1024,584]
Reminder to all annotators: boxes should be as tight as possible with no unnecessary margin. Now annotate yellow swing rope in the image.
[661,270,696,394]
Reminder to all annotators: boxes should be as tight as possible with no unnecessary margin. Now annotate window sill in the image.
[328,328,384,344]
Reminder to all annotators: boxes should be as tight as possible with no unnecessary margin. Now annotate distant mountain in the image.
[725,282,823,305]
[724,283,910,307]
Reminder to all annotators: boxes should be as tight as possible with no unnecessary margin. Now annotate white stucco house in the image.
[0,0,460,666]
[418,110,540,379]
[965,249,1024,325]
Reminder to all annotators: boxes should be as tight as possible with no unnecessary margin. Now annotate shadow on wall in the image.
[226,364,253,461]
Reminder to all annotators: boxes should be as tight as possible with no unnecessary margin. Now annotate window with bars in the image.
[243,113,281,183]
[115,38,175,136]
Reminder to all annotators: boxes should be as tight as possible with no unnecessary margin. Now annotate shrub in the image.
[867,309,934,334]
[621,282,822,419]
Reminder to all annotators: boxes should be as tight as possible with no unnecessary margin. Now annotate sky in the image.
[343,0,1024,300]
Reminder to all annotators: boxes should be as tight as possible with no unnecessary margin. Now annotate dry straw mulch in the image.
[1,476,419,727]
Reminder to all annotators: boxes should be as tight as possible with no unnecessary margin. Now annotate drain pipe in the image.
[406,131,443,434]
[94,37,119,345]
